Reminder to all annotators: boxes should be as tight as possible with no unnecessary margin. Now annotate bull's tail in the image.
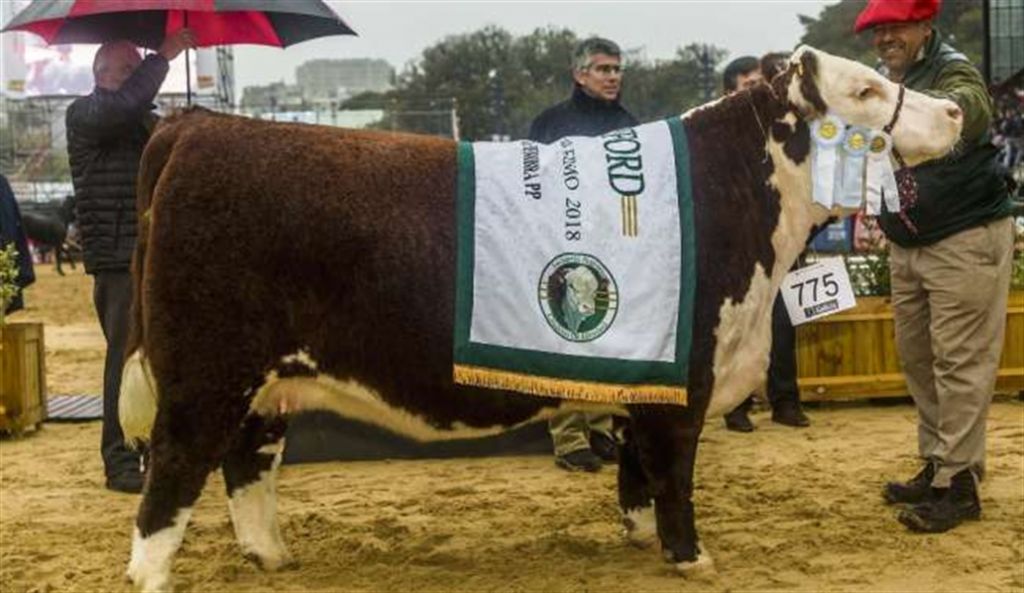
[119,115,184,448]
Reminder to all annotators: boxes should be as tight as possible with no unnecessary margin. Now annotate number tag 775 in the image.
[780,257,857,325]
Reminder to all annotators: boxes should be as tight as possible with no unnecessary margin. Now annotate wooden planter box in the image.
[797,291,1024,401]
[0,322,47,434]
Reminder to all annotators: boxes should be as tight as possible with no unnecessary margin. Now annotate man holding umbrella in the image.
[66,29,194,493]
[3,0,353,493]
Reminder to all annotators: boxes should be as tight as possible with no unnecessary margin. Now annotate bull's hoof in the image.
[243,550,297,572]
[127,534,173,593]
[664,543,714,575]
[125,564,172,593]
[621,507,657,549]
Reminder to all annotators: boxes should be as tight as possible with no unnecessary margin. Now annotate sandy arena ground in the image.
[2,266,1023,593]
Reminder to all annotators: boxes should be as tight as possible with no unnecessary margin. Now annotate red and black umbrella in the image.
[2,0,357,101]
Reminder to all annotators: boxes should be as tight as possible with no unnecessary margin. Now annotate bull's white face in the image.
[562,265,599,334]
[565,266,598,316]
[786,46,962,167]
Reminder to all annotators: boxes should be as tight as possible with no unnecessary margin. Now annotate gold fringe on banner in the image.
[453,364,688,407]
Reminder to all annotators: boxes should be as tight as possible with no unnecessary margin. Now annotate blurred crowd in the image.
[993,93,1024,192]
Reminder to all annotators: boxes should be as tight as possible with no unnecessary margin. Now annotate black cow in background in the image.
[21,194,79,275]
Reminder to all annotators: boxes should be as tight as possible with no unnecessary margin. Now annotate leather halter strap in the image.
[883,84,907,167]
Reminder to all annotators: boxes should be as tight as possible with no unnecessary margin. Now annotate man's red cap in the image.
[854,0,941,33]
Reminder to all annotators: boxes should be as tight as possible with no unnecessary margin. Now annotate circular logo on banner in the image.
[537,253,619,342]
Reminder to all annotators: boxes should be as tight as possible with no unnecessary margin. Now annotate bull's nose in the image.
[947,104,962,121]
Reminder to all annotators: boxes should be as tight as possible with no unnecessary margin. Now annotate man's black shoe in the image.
[898,469,981,533]
[884,462,936,505]
[724,408,755,432]
[106,470,144,494]
[555,449,603,472]
[589,432,618,463]
[771,404,810,427]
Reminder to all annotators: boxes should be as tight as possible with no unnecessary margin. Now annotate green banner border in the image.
[453,118,696,387]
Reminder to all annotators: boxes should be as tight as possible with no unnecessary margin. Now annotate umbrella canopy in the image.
[2,0,357,50]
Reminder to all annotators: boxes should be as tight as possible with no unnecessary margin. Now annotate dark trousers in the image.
[93,271,137,475]
[732,294,801,414]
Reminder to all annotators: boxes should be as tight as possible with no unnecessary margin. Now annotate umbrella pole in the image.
[184,11,191,106]
[186,47,192,106]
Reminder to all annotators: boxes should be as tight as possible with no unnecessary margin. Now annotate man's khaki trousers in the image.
[548,412,614,457]
[889,217,1014,487]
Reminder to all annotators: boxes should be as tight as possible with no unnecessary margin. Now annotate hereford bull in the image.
[120,47,962,592]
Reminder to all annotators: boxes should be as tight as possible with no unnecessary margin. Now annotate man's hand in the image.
[158,28,197,61]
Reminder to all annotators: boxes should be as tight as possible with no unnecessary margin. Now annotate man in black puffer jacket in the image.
[528,37,638,473]
[66,30,194,493]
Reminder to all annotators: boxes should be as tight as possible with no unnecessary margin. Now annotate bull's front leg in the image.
[618,423,656,548]
[630,406,713,574]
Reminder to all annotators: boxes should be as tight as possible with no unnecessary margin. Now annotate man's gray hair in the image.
[572,37,622,72]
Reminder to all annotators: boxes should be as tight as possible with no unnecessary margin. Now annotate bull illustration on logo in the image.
[538,253,618,342]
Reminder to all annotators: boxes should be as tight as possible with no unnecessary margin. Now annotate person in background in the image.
[528,36,638,472]
[719,55,811,433]
[66,30,195,493]
[0,174,35,315]
[854,0,1014,533]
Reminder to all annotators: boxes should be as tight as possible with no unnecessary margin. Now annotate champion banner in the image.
[453,118,696,406]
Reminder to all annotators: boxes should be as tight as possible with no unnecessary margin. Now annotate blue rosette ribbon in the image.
[838,126,871,209]
[810,114,847,209]
[865,130,900,215]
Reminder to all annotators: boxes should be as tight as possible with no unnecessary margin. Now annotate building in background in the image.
[986,0,1024,85]
[239,81,306,112]
[295,58,393,102]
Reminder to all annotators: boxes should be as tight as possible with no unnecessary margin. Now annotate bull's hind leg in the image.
[618,423,656,548]
[222,412,294,571]
[127,398,249,592]
[631,407,713,575]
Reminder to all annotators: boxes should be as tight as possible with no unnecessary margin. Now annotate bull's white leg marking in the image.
[622,506,657,548]
[228,438,293,571]
[672,542,714,575]
[126,507,193,593]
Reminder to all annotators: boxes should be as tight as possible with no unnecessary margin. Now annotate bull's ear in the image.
[780,49,828,118]
[759,52,790,83]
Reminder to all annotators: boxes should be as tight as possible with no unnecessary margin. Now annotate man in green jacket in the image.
[855,0,1014,533]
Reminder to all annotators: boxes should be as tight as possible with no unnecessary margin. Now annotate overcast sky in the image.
[234,1,838,90]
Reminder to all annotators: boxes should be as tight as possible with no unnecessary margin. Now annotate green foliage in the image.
[0,243,20,325]
[1013,222,1024,291]
[797,0,873,64]
[797,0,984,66]
[843,220,891,297]
[622,45,728,122]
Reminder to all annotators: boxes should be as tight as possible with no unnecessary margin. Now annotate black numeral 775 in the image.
[791,272,839,306]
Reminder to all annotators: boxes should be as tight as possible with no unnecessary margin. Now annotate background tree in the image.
[623,44,728,121]
[797,0,983,67]
[348,25,726,140]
